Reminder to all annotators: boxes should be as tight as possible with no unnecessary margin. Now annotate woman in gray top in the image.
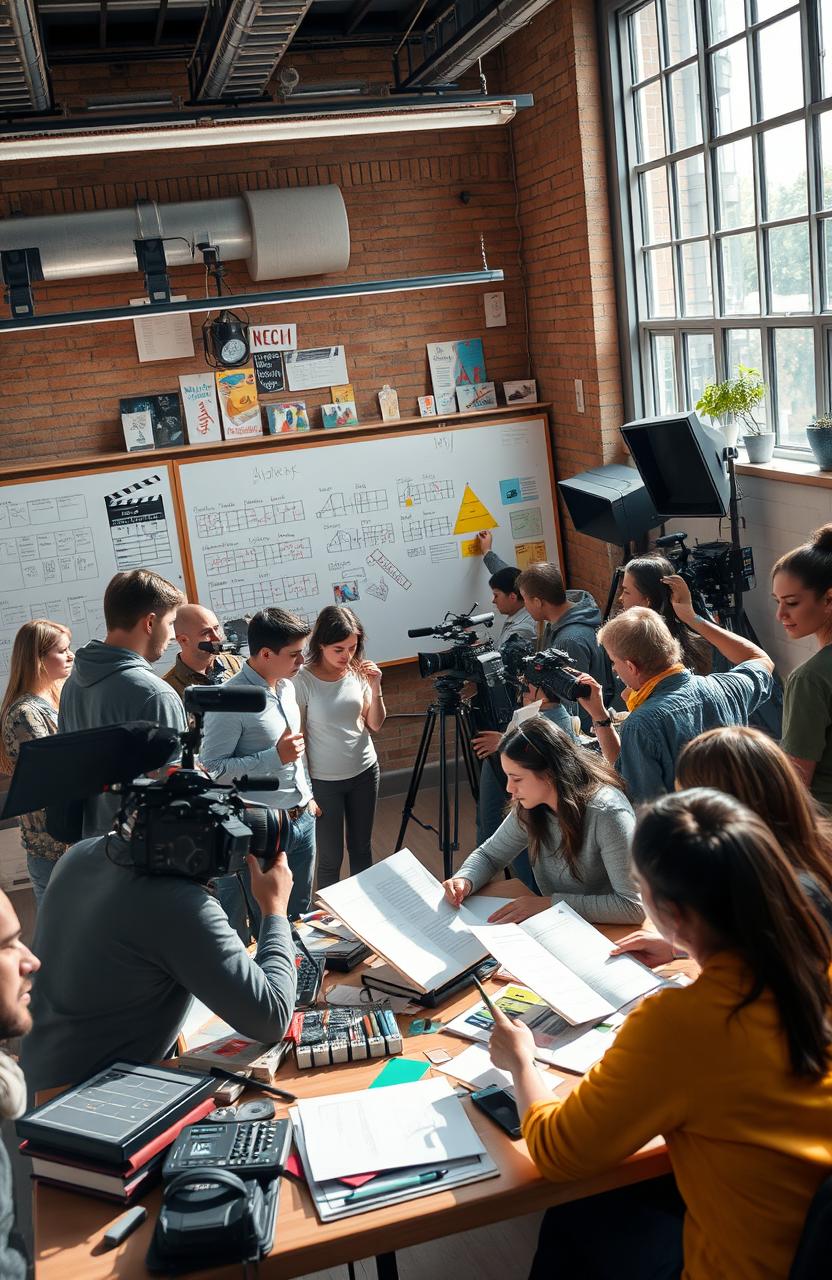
[444,716,644,925]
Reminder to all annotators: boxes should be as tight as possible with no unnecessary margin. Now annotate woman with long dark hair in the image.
[489,789,832,1279]
[773,524,832,807]
[443,715,643,924]
[0,619,74,906]
[619,554,710,674]
[294,605,385,888]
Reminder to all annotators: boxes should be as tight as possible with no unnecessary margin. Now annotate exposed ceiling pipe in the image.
[0,185,350,282]
[190,0,314,101]
[0,0,51,112]
[399,0,554,87]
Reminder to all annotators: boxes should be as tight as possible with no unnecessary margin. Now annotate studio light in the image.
[203,310,250,368]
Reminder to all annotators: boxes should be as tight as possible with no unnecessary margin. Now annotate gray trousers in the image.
[313,762,380,889]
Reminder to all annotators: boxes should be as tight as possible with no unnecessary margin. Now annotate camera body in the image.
[409,610,516,730]
[656,531,755,616]
[520,647,592,703]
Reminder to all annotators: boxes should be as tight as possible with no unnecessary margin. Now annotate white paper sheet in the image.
[285,345,348,391]
[435,1043,562,1093]
[296,1076,485,1181]
[317,849,488,992]
[468,922,613,1023]
[522,902,661,1009]
[461,894,514,925]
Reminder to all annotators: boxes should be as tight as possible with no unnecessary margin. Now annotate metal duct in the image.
[399,0,554,87]
[191,0,314,101]
[0,185,350,283]
[0,0,51,113]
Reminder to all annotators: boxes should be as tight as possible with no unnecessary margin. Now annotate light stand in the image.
[395,676,480,881]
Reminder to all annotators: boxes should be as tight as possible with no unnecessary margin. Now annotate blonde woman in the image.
[0,620,74,905]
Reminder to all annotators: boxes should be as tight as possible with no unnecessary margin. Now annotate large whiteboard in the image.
[176,417,560,663]
[0,465,187,681]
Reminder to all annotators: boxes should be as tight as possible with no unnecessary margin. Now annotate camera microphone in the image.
[183,686,266,715]
[463,612,495,628]
[197,641,237,655]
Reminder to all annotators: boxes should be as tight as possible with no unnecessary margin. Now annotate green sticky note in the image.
[369,1057,431,1088]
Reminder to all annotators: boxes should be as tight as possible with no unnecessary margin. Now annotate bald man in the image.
[163,603,243,702]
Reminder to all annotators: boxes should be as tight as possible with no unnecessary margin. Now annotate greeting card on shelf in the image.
[418,396,436,417]
[456,382,497,412]
[503,380,538,405]
[215,368,262,439]
[265,401,310,434]
[378,385,400,421]
[179,374,223,444]
[321,401,359,429]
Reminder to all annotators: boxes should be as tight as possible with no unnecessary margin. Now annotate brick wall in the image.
[0,18,626,776]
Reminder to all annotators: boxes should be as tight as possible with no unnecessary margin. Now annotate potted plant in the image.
[806,414,832,471]
[696,365,773,462]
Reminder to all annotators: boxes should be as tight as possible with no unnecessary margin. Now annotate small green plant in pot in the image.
[696,366,772,462]
[806,414,832,471]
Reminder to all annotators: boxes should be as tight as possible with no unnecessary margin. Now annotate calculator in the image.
[163,1119,291,1180]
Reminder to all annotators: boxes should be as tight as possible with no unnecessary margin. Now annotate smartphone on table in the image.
[470,1084,523,1139]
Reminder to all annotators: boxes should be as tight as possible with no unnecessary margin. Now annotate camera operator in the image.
[162,603,242,702]
[20,826,297,1095]
[581,575,774,804]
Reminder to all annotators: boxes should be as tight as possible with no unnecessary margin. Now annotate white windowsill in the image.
[736,450,832,488]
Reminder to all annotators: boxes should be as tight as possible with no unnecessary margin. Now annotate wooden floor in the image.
[5,782,544,1280]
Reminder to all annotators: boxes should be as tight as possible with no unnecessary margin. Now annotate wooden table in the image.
[33,884,685,1279]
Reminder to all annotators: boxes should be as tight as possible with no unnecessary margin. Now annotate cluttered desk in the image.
[30,864,689,1280]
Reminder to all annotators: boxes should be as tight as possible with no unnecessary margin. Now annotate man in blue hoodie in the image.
[58,569,187,836]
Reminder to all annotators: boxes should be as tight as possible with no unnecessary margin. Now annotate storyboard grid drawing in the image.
[177,417,559,663]
[0,469,186,681]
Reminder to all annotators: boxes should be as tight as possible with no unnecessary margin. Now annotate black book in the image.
[16,1062,215,1167]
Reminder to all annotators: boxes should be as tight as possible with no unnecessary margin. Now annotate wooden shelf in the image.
[1,404,552,485]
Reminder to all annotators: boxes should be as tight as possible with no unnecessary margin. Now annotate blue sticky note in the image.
[369,1058,431,1088]
[500,478,522,505]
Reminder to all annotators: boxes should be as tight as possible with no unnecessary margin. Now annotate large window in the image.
[609,0,832,451]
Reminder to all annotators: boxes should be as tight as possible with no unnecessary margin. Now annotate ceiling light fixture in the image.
[0,268,505,335]
[0,96,530,162]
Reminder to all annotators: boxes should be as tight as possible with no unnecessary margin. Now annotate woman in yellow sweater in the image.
[490,788,832,1279]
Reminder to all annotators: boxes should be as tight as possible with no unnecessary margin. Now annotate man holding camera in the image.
[163,603,242,702]
[200,608,319,937]
[579,575,774,803]
[21,834,297,1094]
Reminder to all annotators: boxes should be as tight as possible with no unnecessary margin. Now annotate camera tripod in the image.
[396,675,481,880]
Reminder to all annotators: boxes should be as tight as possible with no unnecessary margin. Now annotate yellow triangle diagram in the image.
[453,483,498,536]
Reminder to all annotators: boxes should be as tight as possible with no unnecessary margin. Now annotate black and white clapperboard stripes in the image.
[105,475,174,571]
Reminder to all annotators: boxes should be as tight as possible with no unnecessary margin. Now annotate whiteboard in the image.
[176,417,560,663]
[0,465,187,681]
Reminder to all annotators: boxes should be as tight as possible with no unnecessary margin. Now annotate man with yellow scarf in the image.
[577,575,774,804]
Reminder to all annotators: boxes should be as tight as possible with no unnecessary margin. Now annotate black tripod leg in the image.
[437,706,453,880]
[396,707,437,850]
[456,703,481,800]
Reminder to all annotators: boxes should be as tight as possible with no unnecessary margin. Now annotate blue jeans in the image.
[27,854,57,908]
[214,808,316,943]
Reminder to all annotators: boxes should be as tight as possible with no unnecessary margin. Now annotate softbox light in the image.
[558,463,662,546]
[621,411,730,518]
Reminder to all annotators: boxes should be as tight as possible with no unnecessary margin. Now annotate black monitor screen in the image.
[621,412,729,518]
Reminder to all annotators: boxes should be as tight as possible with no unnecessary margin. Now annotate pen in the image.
[209,1066,297,1103]
[472,974,501,1020]
[297,910,326,922]
[344,1168,448,1203]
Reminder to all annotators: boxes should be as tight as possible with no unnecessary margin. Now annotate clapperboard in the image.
[105,475,173,570]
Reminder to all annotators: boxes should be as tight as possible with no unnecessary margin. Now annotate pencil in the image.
[209,1065,297,1103]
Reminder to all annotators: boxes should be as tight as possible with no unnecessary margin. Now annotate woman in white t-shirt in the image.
[295,606,386,888]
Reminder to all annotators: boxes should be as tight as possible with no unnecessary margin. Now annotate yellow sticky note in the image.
[461,539,482,557]
[515,540,547,569]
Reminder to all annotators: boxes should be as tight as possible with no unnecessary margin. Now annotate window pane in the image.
[646,246,676,315]
[636,80,666,161]
[685,333,717,403]
[631,2,661,82]
[763,121,807,221]
[758,15,803,121]
[822,0,832,98]
[756,0,795,18]
[716,137,754,229]
[720,232,760,313]
[652,333,678,412]
[712,40,750,136]
[820,112,832,210]
[669,63,702,150]
[665,0,697,63]
[726,329,768,425]
[768,222,811,311]
[675,153,708,236]
[774,328,816,446]
[641,166,672,242]
[823,220,832,309]
[708,0,745,44]
[681,240,713,315]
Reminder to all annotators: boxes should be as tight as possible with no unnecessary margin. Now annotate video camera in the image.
[655,531,755,617]
[408,607,515,730]
[520,648,592,703]
[1,685,283,883]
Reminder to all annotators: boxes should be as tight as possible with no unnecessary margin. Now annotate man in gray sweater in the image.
[21,837,297,1095]
[58,569,187,836]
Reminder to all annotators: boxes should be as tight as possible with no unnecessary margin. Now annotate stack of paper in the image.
[290,1077,498,1220]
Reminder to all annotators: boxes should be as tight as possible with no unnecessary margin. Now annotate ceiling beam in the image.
[153,0,169,46]
[345,0,374,36]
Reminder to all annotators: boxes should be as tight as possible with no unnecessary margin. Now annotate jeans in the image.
[27,854,57,908]
[475,758,541,895]
[214,807,316,942]
[313,762,380,890]
[529,1175,685,1280]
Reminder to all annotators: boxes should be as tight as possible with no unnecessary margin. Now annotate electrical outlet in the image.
[575,379,585,413]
